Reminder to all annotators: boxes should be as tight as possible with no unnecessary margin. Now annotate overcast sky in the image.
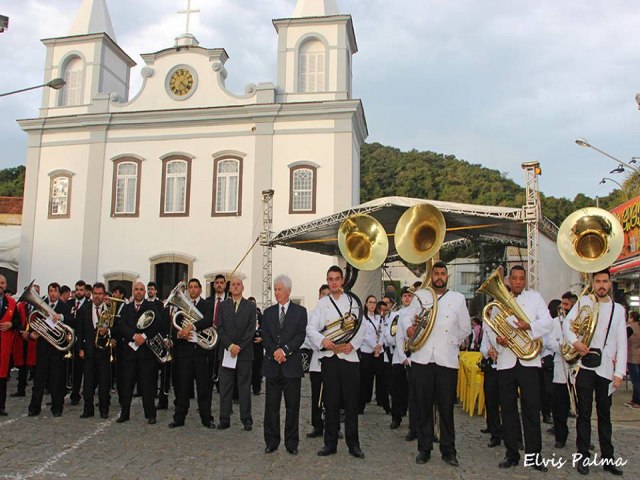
[1,0,639,202]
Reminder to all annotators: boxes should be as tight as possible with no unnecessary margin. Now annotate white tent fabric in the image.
[0,227,20,271]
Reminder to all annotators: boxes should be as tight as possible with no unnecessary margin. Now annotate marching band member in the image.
[401,261,471,467]
[480,320,502,448]
[208,274,227,392]
[217,276,256,431]
[358,295,379,414]
[262,275,308,455]
[486,265,553,471]
[114,282,160,424]
[77,282,111,419]
[170,278,215,429]
[147,281,170,410]
[377,300,392,414]
[564,269,626,476]
[307,266,365,459]
[387,287,413,431]
[305,284,329,438]
[28,282,71,417]
[67,280,89,406]
[0,274,19,415]
[12,291,38,398]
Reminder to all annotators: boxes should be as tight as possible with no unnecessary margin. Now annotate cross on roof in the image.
[177,0,200,34]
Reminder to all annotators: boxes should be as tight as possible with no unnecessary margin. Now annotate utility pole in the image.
[261,189,275,310]
[522,161,542,290]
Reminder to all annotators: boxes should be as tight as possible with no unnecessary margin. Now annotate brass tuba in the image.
[164,282,218,350]
[95,297,125,349]
[19,280,76,352]
[477,268,542,361]
[556,207,624,364]
[394,204,446,354]
[136,309,173,363]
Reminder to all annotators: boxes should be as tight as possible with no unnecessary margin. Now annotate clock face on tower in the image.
[166,66,197,99]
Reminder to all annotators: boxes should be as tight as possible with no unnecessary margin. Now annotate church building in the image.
[18,0,367,305]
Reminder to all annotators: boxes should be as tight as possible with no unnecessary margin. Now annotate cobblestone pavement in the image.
[0,374,638,480]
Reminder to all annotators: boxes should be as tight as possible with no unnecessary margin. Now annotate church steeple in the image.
[69,0,116,40]
[292,0,340,17]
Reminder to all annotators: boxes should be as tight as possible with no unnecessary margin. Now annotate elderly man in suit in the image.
[217,276,256,430]
[262,275,308,455]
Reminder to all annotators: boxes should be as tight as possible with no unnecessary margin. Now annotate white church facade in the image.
[18,0,368,305]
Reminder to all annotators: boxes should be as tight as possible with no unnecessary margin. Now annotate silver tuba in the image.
[164,282,218,350]
[19,280,75,352]
[136,309,173,363]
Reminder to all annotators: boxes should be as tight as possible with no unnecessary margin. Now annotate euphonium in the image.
[95,297,124,350]
[477,268,542,361]
[556,207,623,365]
[164,281,218,350]
[394,204,446,354]
[19,280,75,352]
[136,310,173,363]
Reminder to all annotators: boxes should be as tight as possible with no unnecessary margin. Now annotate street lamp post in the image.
[575,138,640,174]
[600,177,629,201]
[0,78,66,98]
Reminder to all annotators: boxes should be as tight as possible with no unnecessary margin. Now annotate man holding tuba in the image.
[563,269,627,476]
[401,261,471,467]
[484,265,553,471]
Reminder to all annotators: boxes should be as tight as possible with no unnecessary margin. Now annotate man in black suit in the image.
[67,280,90,406]
[148,281,170,410]
[28,282,71,417]
[114,281,160,424]
[262,275,308,455]
[169,278,216,429]
[77,282,112,419]
[217,276,256,430]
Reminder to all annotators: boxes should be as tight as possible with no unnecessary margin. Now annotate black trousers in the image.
[575,369,614,459]
[484,367,502,441]
[17,365,30,395]
[498,362,542,461]
[264,373,301,450]
[552,382,570,444]
[173,349,213,424]
[321,355,360,450]
[373,356,391,411]
[157,361,172,406]
[219,361,252,426]
[70,351,84,402]
[0,377,6,410]
[29,353,65,414]
[391,364,409,422]
[83,355,111,414]
[407,365,417,435]
[539,357,554,416]
[120,355,157,420]
[359,352,374,410]
[252,344,264,394]
[411,362,457,456]
[309,371,324,430]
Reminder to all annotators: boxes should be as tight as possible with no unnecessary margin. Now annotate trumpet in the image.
[19,280,75,352]
[164,282,218,350]
[95,297,125,350]
[136,310,173,363]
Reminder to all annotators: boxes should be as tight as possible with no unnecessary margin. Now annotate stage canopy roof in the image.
[271,196,558,258]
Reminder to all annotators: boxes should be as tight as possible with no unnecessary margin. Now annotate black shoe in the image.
[390,419,401,429]
[349,446,365,459]
[264,446,277,454]
[481,428,491,434]
[442,454,459,467]
[217,423,230,430]
[577,462,589,475]
[80,412,94,418]
[533,464,548,472]
[416,451,430,464]
[70,399,80,406]
[286,447,298,455]
[306,428,323,438]
[168,421,184,428]
[253,390,261,396]
[52,412,62,418]
[542,413,553,424]
[28,410,39,417]
[554,441,565,448]
[156,403,168,411]
[405,431,417,441]
[547,426,555,435]
[603,465,623,476]
[116,414,130,423]
[337,431,344,439]
[202,422,216,429]
[317,446,337,456]
[100,413,108,419]
[0,409,7,416]
[499,457,519,469]
[10,392,25,397]
[518,440,524,451]
[589,443,595,450]
[488,438,501,448]
[244,424,253,431]
[147,418,156,425]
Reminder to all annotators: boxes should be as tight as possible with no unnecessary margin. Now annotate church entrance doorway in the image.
[155,262,188,299]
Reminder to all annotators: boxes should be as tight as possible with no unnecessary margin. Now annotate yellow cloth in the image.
[457,351,485,416]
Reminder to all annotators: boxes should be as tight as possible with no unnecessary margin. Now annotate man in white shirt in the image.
[387,287,413,431]
[401,261,471,467]
[305,284,329,438]
[307,266,365,459]
[564,269,626,476]
[485,265,553,471]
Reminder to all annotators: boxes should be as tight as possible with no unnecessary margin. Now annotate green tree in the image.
[0,166,25,196]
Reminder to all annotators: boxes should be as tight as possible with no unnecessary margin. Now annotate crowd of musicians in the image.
[0,257,632,475]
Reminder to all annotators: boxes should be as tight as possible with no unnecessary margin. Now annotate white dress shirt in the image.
[393,307,412,365]
[563,296,627,381]
[544,316,569,384]
[307,293,364,363]
[484,289,554,370]
[479,323,498,370]
[398,288,471,369]
[360,312,380,354]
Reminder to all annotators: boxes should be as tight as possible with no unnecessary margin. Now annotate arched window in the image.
[289,165,317,213]
[48,171,73,219]
[161,157,191,216]
[111,158,141,217]
[298,39,326,93]
[212,157,243,216]
[61,57,83,106]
